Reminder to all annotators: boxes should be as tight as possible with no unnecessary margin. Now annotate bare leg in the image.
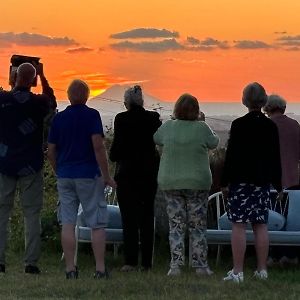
[91,228,106,272]
[61,224,76,272]
[252,223,269,271]
[231,223,247,273]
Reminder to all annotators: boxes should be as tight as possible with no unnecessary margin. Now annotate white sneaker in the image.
[253,269,268,280]
[167,267,181,276]
[223,270,244,283]
[196,267,214,276]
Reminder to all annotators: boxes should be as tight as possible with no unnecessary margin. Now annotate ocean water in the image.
[57,100,300,117]
[56,100,300,146]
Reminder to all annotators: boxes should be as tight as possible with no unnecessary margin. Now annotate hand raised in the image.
[35,63,44,77]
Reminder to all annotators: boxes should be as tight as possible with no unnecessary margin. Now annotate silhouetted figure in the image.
[154,93,219,276]
[110,85,161,271]
[48,80,115,279]
[221,82,282,283]
[0,62,56,274]
[264,94,300,266]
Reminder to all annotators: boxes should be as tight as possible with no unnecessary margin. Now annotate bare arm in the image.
[36,63,57,110]
[92,134,116,187]
[47,143,57,173]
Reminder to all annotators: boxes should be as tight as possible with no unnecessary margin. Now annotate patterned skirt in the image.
[227,183,271,224]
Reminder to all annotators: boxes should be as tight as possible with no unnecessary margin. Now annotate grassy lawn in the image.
[1,245,300,300]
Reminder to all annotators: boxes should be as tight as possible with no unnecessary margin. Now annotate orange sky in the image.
[0,0,300,101]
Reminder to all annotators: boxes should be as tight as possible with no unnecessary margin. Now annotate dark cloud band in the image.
[66,47,94,54]
[110,28,179,39]
[234,40,272,49]
[111,38,183,52]
[0,32,78,47]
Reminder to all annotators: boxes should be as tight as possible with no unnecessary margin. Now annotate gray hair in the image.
[263,94,286,114]
[67,79,90,104]
[242,82,267,109]
[124,85,144,108]
[16,63,36,85]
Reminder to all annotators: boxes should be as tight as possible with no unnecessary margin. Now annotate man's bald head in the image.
[15,63,36,87]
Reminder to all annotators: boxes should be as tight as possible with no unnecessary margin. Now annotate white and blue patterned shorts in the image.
[227,183,270,224]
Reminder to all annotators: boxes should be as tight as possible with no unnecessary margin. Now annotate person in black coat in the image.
[109,85,162,271]
[221,82,282,283]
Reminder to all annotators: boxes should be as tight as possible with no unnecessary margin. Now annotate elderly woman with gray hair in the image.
[264,95,300,266]
[109,85,161,272]
[264,95,300,189]
[221,82,282,283]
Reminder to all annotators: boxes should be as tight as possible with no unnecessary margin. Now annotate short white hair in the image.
[264,94,286,114]
[67,79,90,104]
[124,85,144,107]
[242,82,267,109]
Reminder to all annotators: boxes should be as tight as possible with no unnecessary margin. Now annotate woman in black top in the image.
[109,85,161,271]
[221,82,282,283]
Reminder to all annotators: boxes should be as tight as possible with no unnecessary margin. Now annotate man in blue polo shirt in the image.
[0,62,56,274]
[48,79,115,279]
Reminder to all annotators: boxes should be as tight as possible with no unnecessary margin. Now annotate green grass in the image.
[1,246,300,300]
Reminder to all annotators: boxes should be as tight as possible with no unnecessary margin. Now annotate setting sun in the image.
[90,89,106,98]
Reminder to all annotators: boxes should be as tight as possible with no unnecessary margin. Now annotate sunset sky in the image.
[0,0,300,102]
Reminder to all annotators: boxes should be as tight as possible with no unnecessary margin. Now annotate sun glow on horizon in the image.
[0,0,300,101]
[90,89,106,98]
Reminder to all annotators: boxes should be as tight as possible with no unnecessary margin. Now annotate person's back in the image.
[224,111,281,188]
[271,115,300,188]
[0,88,54,176]
[264,94,300,189]
[110,105,161,181]
[154,93,219,276]
[48,79,114,279]
[0,62,56,275]
[221,83,282,283]
[114,108,159,158]
[49,104,102,178]
[154,119,219,190]
[109,85,161,272]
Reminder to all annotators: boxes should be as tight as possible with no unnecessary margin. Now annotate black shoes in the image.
[0,264,5,274]
[25,265,41,274]
[65,267,109,279]
[94,269,109,279]
[66,267,78,279]
[0,264,40,274]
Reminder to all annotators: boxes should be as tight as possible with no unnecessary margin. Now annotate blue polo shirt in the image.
[48,104,104,178]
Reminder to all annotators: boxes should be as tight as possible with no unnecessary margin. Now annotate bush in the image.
[41,161,61,251]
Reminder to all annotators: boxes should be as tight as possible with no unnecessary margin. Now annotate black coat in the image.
[109,105,162,182]
[221,111,282,192]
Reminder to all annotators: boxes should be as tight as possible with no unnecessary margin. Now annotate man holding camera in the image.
[0,62,56,274]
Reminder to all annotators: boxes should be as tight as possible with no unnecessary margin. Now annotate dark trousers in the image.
[116,180,157,269]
